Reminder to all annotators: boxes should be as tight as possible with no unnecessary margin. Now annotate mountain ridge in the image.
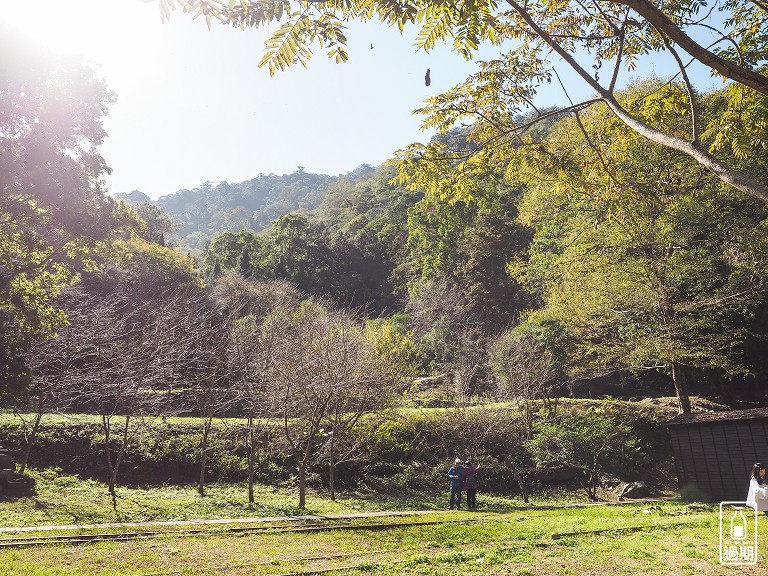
[113,164,379,253]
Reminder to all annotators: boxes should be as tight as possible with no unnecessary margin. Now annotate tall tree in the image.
[202,230,275,280]
[261,299,407,508]
[236,247,254,279]
[0,27,127,395]
[226,279,301,503]
[406,172,532,332]
[132,202,177,245]
[270,213,330,292]
[516,83,768,413]
[460,193,533,331]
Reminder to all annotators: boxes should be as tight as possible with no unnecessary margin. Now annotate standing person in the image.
[747,463,768,516]
[447,458,463,510]
[462,460,481,511]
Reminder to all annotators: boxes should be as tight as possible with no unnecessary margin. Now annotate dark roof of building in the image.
[668,408,768,426]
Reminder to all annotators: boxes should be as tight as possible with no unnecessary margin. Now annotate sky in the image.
[2,0,724,199]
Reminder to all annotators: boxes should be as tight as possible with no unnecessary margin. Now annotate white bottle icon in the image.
[731,507,747,540]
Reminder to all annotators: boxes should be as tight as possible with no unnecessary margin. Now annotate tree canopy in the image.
[514,81,768,412]
[0,27,129,394]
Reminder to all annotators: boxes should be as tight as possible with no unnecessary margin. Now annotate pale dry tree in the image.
[489,328,558,438]
[261,299,410,508]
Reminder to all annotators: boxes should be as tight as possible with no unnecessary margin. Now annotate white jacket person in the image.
[746,463,768,512]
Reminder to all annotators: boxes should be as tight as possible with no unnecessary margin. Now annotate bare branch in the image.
[614,0,768,96]
[504,0,768,202]
[660,34,700,143]
[609,16,628,92]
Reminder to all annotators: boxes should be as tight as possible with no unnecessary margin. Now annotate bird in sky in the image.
[425,68,431,87]
[370,43,374,49]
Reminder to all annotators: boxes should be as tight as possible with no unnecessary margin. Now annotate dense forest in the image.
[3,9,768,505]
[114,166,378,254]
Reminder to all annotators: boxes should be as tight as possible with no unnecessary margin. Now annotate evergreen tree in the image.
[236,248,254,279]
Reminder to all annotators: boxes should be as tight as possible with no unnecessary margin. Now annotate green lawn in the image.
[1,468,601,528]
[0,502,740,575]
[0,470,752,575]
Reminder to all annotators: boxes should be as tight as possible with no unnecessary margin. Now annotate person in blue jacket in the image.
[447,458,464,510]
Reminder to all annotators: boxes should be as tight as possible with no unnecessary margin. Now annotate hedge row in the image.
[0,400,674,494]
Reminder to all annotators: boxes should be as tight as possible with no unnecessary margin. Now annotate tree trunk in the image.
[504,0,768,203]
[247,417,256,504]
[580,463,599,501]
[104,415,131,496]
[516,472,529,504]
[110,415,131,496]
[19,412,42,475]
[298,464,306,509]
[614,0,768,98]
[329,433,336,501]
[198,417,212,496]
[103,415,115,495]
[543,396,559,421]
[523,399,532,440]
[671,362,692,415]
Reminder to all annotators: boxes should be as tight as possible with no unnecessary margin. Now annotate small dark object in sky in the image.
[425,68,431,87]
[370,43,374,49]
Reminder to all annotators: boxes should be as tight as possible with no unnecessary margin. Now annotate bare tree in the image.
[320,321,412,501]
[209,275,301,320]
[229,313,281,503]
[457,404,534,503]
[490,327,559,438]
[19,338,72,474]
[261,300,409,508]
[164,288,241,496]
[71,290,175,497]
[219,277,302,502]
[263,301,346,508]
[406,276,485,400]
[16,289,88,473]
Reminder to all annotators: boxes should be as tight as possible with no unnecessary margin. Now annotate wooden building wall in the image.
[669,417,768,502]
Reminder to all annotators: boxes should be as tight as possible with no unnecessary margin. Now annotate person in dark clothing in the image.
[462,460,481,511]
[447,458,463,510]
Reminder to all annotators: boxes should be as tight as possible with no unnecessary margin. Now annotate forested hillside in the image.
[115,165,378,254]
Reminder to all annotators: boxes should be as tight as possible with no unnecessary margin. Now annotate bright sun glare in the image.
[1,0,162,65]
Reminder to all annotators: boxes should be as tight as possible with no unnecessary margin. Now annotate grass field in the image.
[0,469,757,575]
[0,502,740,575]
[0,468,596,527]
